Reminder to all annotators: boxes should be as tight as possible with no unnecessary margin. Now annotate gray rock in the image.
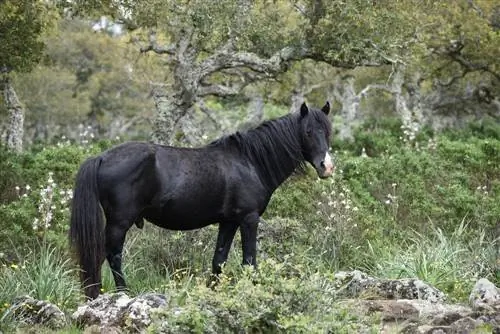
[2,295,66,329]
[416,324,451,333]
[475,313,500,331]
[83,324,125,334]
[449,317,478,334]
[61,276,499,333]
[123,293,169,331]
[72,292,169,332]
[414,315,497,334]
[333,270,446,303]
[72,292,132,328]
[352,299,474,333]
[469,278,500,312]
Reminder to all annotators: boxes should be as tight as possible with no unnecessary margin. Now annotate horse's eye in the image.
[306,129,312,136]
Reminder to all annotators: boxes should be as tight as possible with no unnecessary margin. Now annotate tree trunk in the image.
[390,67,425,144]
[151,88,191,145]
[1,76,25,152]
[289,71,306,114]
[332,75,362,141]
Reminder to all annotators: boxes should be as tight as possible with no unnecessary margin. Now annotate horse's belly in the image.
[152,217,217,231]
[142,206,221,231]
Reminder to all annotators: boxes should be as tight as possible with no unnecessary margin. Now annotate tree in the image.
[364,1,500,133]
[63,0,421,144]
[12,18,163,144]
[284,1,500,139]
[0,0,55,151]
[63,1,499,144]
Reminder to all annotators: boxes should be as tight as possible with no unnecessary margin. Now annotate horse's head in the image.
[299,102,334,178]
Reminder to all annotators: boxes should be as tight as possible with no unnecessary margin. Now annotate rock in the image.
[415,315,498,334]
[475,313,500,331]
[415,324,451,333]
[350,294,500,334]
[61,275,500,333]
[333,270,446,303]
[469,278,500,312]
[83,324,125,334]
[353,299,420,322]
[3,295,66,329]
[352,299,474,333]
[123,293,169,330]
[449,317,477,334]
[72,292,132,328]
[72,292,169,332]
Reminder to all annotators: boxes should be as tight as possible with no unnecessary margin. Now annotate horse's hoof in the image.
[206,274,220,289]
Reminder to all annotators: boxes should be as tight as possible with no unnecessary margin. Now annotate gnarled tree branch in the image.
[198,83,243,97]
[199,46,301,80]
[139,30,176,55]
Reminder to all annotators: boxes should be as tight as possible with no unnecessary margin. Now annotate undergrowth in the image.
[0,119,498,331]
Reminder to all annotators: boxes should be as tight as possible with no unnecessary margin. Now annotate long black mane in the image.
[209,112,307,188]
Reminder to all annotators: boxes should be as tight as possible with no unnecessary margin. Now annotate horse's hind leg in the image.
[105,221,130,292]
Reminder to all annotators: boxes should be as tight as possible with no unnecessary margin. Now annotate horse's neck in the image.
[256,137,302,191]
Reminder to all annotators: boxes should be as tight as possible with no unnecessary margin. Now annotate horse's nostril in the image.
[320,161,325,168]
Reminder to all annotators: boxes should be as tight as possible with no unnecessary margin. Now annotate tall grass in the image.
[0,241,80,333]
[359,218,499,300]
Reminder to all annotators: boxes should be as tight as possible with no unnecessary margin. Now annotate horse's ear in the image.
[321,101,330,115]
[300,102,309,117]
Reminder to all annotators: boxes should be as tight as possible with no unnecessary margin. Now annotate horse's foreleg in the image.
[240,212,259,267]
[105,222,129,292]
[211,222,239,275]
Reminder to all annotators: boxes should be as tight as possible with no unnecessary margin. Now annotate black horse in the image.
[70,102,334,299]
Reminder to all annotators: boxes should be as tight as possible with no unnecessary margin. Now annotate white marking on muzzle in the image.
[323,152,334,176]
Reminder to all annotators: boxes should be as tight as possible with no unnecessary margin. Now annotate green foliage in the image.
[11,18,162,142]
[0,1,56,73]
[267,118,499,287]
[149,260,378,333]
[0,242,80,315]
[0,142,103,255]
[364,220,498,301]
[108,1,305,56]
[413,1,500,78]
[99,224,219,295]
[308,1,418,66]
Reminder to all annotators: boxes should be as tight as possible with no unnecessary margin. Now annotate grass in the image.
[0,241,80,332]
[0,241,80,310]
[0,216,497,332]
[361,218,499,301]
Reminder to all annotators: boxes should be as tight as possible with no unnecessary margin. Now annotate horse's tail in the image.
[69,156,104,299]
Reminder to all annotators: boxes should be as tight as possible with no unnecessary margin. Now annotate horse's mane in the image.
[209,112,312,188]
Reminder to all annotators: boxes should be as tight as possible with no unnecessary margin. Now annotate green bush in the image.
[266,119,499,291]
[0,142,104,257]
[149,260,379,333]
[362,220,498,301]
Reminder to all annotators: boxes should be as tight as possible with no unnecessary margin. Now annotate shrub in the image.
[149,259,379,333]
[0,142,105,256]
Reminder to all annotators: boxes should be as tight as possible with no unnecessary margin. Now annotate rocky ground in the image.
[3,271,500,333]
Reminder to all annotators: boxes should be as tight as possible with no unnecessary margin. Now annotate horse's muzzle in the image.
[316,152,334,178]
